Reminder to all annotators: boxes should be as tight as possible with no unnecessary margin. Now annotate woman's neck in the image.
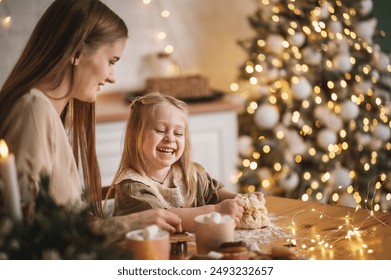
[35,83,70,116]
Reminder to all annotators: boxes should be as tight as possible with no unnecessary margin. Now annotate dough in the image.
[235,193,271,229]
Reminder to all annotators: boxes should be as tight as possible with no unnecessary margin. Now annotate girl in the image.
[111,92,245,230]
[0,0,181,234]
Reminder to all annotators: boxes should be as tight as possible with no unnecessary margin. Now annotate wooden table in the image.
[170,196,391,260]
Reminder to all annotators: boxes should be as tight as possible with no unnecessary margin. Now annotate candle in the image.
[0,139,22,222]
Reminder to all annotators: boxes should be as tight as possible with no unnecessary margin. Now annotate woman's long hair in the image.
[0,0,128,217]
[109,92,207,207]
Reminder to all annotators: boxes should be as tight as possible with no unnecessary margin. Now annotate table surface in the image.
[170,196,391,260]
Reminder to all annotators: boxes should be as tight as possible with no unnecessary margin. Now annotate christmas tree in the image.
[232,0,391,211]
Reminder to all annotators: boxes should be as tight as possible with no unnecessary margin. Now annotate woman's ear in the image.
[71,57,79,65]
[71,50,82,65]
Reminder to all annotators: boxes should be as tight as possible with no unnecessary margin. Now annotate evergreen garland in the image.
[0,177,133,260]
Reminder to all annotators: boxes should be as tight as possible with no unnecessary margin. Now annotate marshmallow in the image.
[143,224,160,240]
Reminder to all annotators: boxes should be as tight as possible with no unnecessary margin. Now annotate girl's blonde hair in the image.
[109,92,207,207]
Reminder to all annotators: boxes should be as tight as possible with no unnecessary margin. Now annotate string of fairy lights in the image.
[142,0,181,76]
[0,0,11,28]
[286,202,391,259]
[142,0,174,56]
[231,0,391,211]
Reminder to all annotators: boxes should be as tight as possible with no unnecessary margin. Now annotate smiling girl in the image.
[111,92,245,230]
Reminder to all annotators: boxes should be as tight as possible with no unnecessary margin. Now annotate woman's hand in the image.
[129,209,182,233]
[214,199,244,226]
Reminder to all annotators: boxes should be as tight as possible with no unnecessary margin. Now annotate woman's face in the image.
[72,39,126,102]
[142,104,187,172]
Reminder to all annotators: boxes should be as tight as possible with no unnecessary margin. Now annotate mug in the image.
[194,213,235,254]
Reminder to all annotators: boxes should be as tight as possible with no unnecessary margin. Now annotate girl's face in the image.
[142,104,187,172]
[72,39,126,103]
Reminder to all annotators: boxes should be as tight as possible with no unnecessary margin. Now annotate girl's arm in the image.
[217,188,237,201]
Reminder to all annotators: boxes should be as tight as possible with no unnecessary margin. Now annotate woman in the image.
[0,0,181,234]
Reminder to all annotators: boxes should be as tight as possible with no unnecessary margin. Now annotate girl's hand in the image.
[215,199,244,226]
[252,191,265,200]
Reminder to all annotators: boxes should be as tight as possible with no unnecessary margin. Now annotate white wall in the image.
[0,0,256,93]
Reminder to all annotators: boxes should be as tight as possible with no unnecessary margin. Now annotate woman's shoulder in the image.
[21,88,54,110]
[12,88,56,120]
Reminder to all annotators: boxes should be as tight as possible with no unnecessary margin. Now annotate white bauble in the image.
[338,193,357,208]
[317,129,337,150]
[329,167,352,190]
[353,80,372,93]
[254,104,280,129]
[340,100,360,120]
[359,0,373,16]
[286,129,307,155]
[314,106,343,132]
[290,32,306,48]
[333,53,353,73]
[373,69,380,80]
[369,137,383,151]
[238,135,254,157]
[380,193,391,211]
[329,20,343,34]
[319,2,331,19]
[355,132,371,146]
[257,167,273,180]
[266,34,285,54]
[373,124,391,141]
[291,76,312,100]
[355,18,377,42]
[258,85,270,96]
[279,171,300,192]
[231,94,246,114]
[302,47,323,65]
[374,51,390,71]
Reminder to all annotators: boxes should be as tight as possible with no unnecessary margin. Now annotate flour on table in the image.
[234,215,293,244]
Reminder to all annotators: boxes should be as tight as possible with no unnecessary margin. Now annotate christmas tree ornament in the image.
[265,34,285,54]
[380,193,391,211]
[373,50,390,72]
[291,76,312,100]
[355,18,377,43]
[353,79,372,93]
[373,124,391,141]
[238,135,254,157]
[340,100,360,120]
[317,129,337,150]
[332,52,353,73]
[329,167,352,190]
[254,103,280,129]
[302,46,323,65]
[279,171,300,192]
[369,136,383,151]
[338,193,357,208]
[358,0,373,16]
[289,32,306,48]
[318,2,331,19]
[329,20,343,34]
[284,129,307,155]
[355,132,371,146]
